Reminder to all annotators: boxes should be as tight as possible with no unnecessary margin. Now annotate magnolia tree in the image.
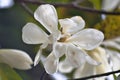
[0,0,120,80]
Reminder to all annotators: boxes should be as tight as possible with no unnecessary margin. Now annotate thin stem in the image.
[16,0,120,15]
[19,2,34,16]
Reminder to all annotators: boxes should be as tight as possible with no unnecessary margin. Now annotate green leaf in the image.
[0,63,22,80]
[89,0,101,9]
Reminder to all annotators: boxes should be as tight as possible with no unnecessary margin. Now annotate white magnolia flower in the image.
[22,4,104,74]
[59,47,110,80]
[73,47,110,79]
[0,49,33,70]
[102,37,120,71]
[105,49,120,71]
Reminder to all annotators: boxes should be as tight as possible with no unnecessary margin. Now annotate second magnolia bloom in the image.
[0,49,33,70]
[59,47,110,79]
[22,4,104,74]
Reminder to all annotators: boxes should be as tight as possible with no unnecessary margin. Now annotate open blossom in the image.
[22,4,104,74]
[0,49,33,70]
[73,47,110,80]
[59,47,110,80]
[102,37,120,71]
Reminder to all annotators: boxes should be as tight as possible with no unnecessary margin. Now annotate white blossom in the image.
[102,37,120,71]
[105,49,120,71]
[22,4,104,74]
[73,47,110,79]
[59,47,110,80]
[0,49,33,70]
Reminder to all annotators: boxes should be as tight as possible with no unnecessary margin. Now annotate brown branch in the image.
[73,70,120,80]
[19,2,34,16]
[16,0,120,15]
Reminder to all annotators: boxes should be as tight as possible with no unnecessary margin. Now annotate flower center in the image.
[58,37,67,42]
[58,34,70,42]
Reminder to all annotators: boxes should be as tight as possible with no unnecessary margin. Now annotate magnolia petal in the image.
[85,52,100,66]
[65,44,85,68]
[93,77,106,80]
[95,56,110,74]
[43,53,58,74]
[106,49,120,71]
[34,43,48,66]
[59,16,85,35]
[58,61,73,73]
[74,63,95,78]
[0,49,33,70]
[34,49,42,66]
[22,23,49,44]
[34,4,58,33]
[53,42,66,58]
[88,47,110,73]
[40,42,48,49]
[67,29,104,50]
[102,40,120,50]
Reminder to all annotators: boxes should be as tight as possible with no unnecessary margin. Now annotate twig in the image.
[73,70,120,80]
[16,0,120,15]
[19,2,34,16]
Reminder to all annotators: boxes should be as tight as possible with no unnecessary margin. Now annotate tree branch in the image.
[19,2,34,16]
[16,0,120,15]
